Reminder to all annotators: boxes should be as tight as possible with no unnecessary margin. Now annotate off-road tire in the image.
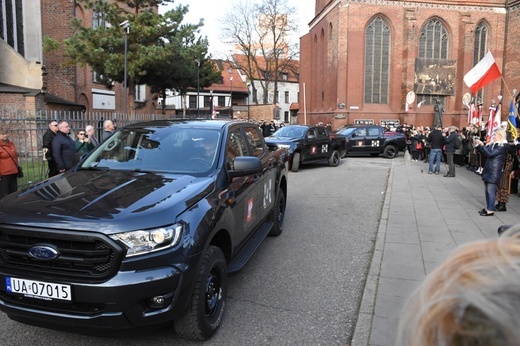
[174,246,227,341]
[383,145,397,158]
[268,189,286,236]
[291,152,300,172]
[328,150,340,167]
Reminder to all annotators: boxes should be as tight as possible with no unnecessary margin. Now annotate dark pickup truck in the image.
[265,125,346,172]
[0,120,289,341]
[336,125,406,158]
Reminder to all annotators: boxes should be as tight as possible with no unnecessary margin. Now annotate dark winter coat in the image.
[42,129,56,161]
[477,143,508,184]
[444,132,458,153]
[427,129,444,149]
[52,131,76,171]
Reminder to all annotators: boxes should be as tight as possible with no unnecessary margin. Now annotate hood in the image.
[265,136,299,144]
[0,170,215,233]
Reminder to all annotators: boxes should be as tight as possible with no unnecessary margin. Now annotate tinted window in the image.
[368,128,380,136]
[227,128,249,169]
[243,126,264,158]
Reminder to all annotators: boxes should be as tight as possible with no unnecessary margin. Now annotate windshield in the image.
[80,127,221,175]
[272,126,307,138]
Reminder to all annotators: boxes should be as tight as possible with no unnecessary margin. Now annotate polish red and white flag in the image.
[463,51,502,94]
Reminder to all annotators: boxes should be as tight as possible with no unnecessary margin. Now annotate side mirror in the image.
[228,156,263,177]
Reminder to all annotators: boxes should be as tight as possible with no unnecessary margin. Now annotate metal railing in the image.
[0,107,179,189]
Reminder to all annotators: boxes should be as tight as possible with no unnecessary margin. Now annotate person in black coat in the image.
[474,127,508,216]
[427,125,444,174]
[443,126,458,177]
[42,121,59,177]
[51,121,76,173]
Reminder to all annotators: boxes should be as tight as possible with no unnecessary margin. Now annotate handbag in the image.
[416,142,423,150]
[16,165,23,178]
[0,145,23,178]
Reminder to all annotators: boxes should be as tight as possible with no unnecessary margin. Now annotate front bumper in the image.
[0,264,194,330]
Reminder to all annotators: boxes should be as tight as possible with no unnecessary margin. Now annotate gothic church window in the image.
[364,16,390,104]
[417,18,449,105]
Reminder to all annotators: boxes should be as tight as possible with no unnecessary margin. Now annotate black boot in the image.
[495,202,507,212]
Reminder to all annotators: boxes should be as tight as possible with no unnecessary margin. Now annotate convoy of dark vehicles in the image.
[335,124,407,158]
[0,120,289,341]
[265,125,347,172]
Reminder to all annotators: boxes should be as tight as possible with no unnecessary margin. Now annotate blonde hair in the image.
[490,128,508,145]
[397,224,520,345]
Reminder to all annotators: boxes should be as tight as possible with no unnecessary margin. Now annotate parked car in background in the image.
[0,120,289,341]
[336,125,406,158]
[265,125,346,172]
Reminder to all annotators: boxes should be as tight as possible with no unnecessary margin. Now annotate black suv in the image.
[0,120,289,340]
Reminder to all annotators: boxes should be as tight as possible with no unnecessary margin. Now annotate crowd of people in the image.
[400,122,520,216]
[41,119,115,178]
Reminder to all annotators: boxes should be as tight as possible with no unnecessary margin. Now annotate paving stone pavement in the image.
[351,155,520,346]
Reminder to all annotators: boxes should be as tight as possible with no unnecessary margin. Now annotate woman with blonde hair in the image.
[398,224,520,345]
[474,127,508,216]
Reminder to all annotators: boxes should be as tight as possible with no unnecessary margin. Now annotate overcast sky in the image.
[159,0,315,58]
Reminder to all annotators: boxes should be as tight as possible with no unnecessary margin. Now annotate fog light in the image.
[151,296,165,307]
[147,293,174,310]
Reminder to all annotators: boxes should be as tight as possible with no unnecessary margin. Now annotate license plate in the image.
[5,277,71,301]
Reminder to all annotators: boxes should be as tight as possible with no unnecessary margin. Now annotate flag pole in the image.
[501,75,514,100]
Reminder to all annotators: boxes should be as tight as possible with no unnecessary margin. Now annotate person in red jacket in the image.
[0,125,19,199]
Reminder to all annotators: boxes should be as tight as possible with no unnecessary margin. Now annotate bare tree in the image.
[221,0,299,105]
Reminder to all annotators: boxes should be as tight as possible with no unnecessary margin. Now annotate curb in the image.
[351,160,394,345]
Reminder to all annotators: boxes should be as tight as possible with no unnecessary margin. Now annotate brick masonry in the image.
[299,0,518,130]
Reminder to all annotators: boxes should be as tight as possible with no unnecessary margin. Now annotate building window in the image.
[418,18,448,59]
[474,21,489,102]
[93,9,107,29]
[189,95,196,109]
[135,84,146,102]
[281,72,288,81]
[218,96,225,107]
[364,16,390,104]
[284,91,289,103]
[92,71,112,85]
[417,18,449,105]
[204,96,212,108]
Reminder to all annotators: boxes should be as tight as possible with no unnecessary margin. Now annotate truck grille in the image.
[0,226,124,282]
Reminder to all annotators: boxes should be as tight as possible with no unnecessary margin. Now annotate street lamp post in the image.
[246,82,250,120]
[120,20,130,115]
[229,76,233,118]
[196,59,200,115]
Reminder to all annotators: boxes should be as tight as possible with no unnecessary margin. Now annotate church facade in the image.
[299,0,520,129]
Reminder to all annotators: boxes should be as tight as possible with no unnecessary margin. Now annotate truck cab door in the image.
[315,126,331,158]
[304,127,327,160]
[225,126,274,246]
[242,126,275,225]
[366,127,382,151]
[350,127,371,153]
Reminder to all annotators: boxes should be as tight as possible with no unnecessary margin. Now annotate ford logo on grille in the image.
[28,245,59,260]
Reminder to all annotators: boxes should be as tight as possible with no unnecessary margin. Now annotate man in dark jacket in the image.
[42,121,59,177]
[444,126,458,177]
[51,121,76,173]
[427,125,444,175]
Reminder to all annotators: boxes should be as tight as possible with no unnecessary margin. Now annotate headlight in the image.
[110,224,183,257]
